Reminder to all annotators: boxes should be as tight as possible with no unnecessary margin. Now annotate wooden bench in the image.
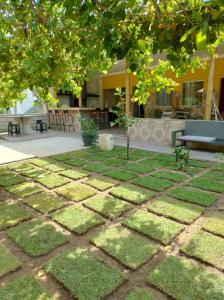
[171,120,224,148]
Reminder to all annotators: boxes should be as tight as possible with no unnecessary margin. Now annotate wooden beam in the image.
[204,56,215,120]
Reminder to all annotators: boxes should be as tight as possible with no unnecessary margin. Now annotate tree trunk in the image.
[126,130,130,160]
[204,56,215,120]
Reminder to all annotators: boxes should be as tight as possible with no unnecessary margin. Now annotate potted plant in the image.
[80,117,99,146]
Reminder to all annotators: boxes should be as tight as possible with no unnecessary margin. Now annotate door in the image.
[219,78,224,114]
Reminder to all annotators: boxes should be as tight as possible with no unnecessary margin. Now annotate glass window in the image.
[183,81,204,106]
[157,89,173,106]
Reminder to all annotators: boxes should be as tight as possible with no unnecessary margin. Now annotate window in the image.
[183,81,204,106]
[156,89,173,106]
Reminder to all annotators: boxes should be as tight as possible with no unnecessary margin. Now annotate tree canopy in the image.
[0,0,224,108]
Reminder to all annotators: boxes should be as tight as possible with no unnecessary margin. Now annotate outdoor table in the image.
[8,114,35,135]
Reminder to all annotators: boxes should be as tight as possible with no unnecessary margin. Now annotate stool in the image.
[8,122,21,136]
[36,120,47,132]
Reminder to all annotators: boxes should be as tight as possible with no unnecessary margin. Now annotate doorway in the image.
[219,78,224,114]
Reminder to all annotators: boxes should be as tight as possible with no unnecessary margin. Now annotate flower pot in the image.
[81,133,97,146]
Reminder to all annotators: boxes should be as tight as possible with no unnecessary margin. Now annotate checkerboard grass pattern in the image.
[104,169,138,181]
[147,256,224,300]
[0,275,53,299]
[84,195,132,219]
[148,196,204,224]
[132,176,174,192]
[0,203,32,230]
[6,182,43,197]
[122,163,154,174]
[191,177,224,193]
[60,169,90,180]
[55,182,96,201]
[0,173,25,187]
[44,247,125,300]
[152,170,188,182]
[82,162,111,173]
[23,192,65,213]
[85,176,117,191]
[36,173,70,189]
[51,204,104,234]
[123,210,184,245]
[203,211,224,237]
[109,183,155,204]
[91,226,159,269]
[169,186,217,206]
[0,243,21,278]
[20,167,50,179]
[181,230,224,271]
[7,219,68,257]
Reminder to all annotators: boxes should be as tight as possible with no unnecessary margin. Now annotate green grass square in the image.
[20,167,50,179]
[148,196,204,224]
[60,169,90,180]
[203,211,224,237]
[110,183,155,204]
[120,154,142,161]
[147,256,224,300]
[23,192,65,213]
[201,170,224,182]
[44,247,125,300]
[51,204,104,234]
[125,288,156,300]
[51,152,73,161]
[55,182,96,201]
[36,173,70,189]
[123,210,184,245]
[30,158,52,167]
[181,230,224,271]
[130,148,155,157]
[83,162,111,173]
[169,186,217,206]
[0,173,25,187]
[85,154,108,161]
[154,153,175,163]
[6,182,43,197]
[152,170,188,182]
[85,176,117,191]
[132,176,174,192]
[186,166,202,176]
[65,158,87,166]
[213,162,224,171]
[0,203,32,230]
[91,225,159,270]
[95,151,118,159]
[43,163,67,172]
[84,195,132,219]
[9,162,33,172]
[122,163,153,174]
[189,159,210,168]
[7,219,68,257]
[139,159,169,170]
[0,243,21,278]
[104,169,138,181]
[105,158,127,167]
[0,275,53,299]
[191,177,224,193]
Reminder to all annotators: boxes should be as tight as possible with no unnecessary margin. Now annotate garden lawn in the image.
[152,170,188,182]
[0,275,53,299]
[84,195,132,219]
[23,192,65,213]
[51,152,73,161]
[123,210,184,245]
[188,159,210,168]
[181,230,224,271]
[65,158,87,166]
[110,183,155,204]
[132,176,174,192]
[125,288,156,300]
[203,211,224,237]
[51,204,104,234]
[7,219,68,257]
[85,176,117,191]
[36,173,70,189]
[60,169,90,180]
[122,163,154,174]
[191,177,224,193]
[0,173,25,187]
[55,183,96,201]
[169,186,217,206]
[91,226,159,270]
[147,256,224,300]
[104,169,138,181]
[9,162,33,172]
[0,243,21,278]
[105,158,126,167]
[0,203,32,230]
[44,247,125,300]
[6,182,43,197]
[148,197,204,224]
[154,153,176,163]
[82,162,111,173]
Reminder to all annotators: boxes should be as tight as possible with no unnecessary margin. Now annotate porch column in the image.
[125,59,131,116]
[204,56,215,120]
[43,103,48,113]
[99,75,104,109]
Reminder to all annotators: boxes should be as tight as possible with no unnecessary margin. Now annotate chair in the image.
[62,110,74,132]
[8,122,21,136]
[36,120,47,133]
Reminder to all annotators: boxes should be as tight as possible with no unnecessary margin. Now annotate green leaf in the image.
[196,30,207,50]
[180,26,198,43]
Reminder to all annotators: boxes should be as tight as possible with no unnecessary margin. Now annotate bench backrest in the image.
[185,120,224,140]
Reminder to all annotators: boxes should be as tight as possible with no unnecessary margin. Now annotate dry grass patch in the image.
[6,182,43,197]
[55,182,96,201]
[36,173,70,189]
[203,211,224,237]
[85,176,117,191]
[60,169,90,180]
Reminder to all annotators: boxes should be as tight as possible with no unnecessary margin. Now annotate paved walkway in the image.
[0,131,220,164]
